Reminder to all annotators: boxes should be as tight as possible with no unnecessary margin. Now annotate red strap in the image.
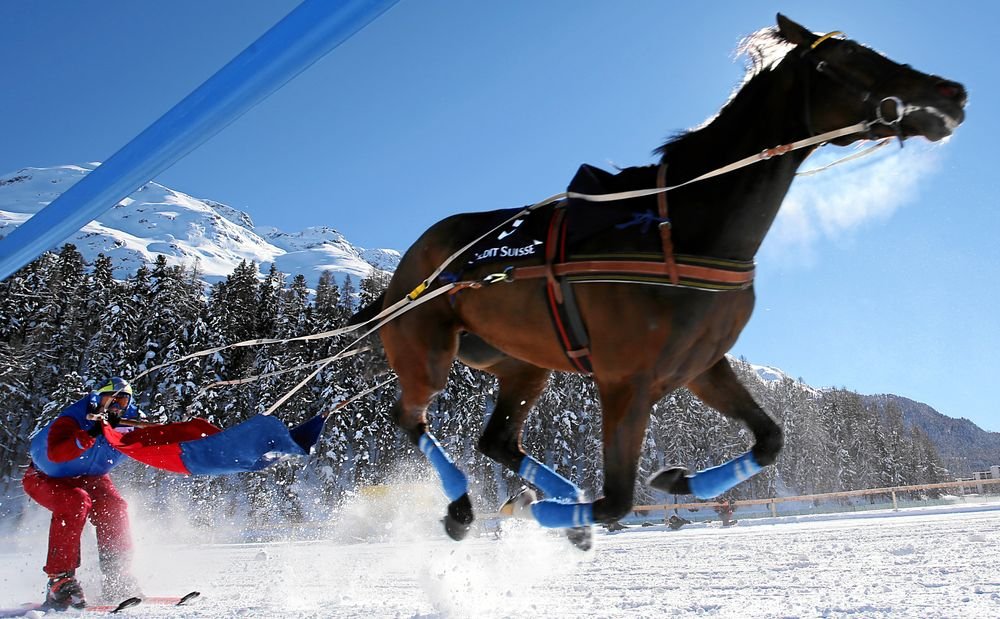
[544,208,565,304]
[656,163,680,285]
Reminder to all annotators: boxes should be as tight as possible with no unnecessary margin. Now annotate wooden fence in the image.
[632,477,1000,518]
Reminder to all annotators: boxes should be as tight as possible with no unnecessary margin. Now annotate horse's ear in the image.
[775,14,817,47]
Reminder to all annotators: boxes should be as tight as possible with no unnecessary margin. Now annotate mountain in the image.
[748,361,997,477]
[865,394,1000,477]
[0,164,399,286]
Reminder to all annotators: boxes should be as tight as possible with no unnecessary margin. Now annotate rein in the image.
[139,30,932,412]
[406,118,875,304]
[135,117,887,407]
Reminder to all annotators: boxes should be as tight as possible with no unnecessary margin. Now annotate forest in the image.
[0,245,950,530]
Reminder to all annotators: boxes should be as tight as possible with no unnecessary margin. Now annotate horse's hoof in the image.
[649,466,692,495]
[442,494,475,541]
[566,526,594,551]
[498,486,538,519]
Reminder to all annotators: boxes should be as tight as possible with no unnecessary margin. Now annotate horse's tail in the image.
[348,291,386,327]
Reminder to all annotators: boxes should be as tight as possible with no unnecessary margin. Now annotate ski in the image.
[0,591,199,617]
[139,591,201,607]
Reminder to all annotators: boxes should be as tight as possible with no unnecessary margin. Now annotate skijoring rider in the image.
[23,377,147,610]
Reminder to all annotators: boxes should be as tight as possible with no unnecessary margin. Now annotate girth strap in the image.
[544,206,594,374]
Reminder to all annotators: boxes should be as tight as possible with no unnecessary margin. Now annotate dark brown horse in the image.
[357,14,966,546]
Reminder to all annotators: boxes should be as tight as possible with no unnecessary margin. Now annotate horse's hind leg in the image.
[472,357,584,502]
[514,377,655,533]
[382,318,475,540]
[464,348,594,549]
[650,356,784,498]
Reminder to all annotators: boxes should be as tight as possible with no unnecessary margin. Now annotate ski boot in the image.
[45,571,87,610]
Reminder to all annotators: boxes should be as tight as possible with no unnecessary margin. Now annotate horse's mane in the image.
[654,26,795,158]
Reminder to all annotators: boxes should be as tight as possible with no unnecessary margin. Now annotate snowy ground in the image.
[2,500,998,618]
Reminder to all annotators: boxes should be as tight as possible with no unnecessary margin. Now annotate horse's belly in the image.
[455,280,755,379]
[454,281,581,372]
[576,284,755,382]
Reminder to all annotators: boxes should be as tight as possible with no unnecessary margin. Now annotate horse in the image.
[355,14,966,547]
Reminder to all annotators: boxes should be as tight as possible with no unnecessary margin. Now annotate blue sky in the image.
[2,2,997,434]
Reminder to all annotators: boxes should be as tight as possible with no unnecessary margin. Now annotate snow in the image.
[0,164,399,287]
[751,363,789,383]
[2,499,998,617]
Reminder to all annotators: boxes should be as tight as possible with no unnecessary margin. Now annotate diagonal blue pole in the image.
[0,0,399,282]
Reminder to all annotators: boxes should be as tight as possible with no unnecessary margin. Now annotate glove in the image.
[87,420,104,437]
[107,410,122,428]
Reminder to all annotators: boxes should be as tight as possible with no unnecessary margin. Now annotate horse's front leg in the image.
[382,317,475,540]
[590,378,655,523]
[650,356,783,498]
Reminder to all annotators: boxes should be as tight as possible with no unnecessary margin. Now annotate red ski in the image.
[0,591,199,617]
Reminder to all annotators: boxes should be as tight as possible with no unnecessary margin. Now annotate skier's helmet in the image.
[95,377,132,409]
[96,376,132,397]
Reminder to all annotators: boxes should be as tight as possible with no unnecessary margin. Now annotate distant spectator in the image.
[667,514,691,530]
[715,499,738,527]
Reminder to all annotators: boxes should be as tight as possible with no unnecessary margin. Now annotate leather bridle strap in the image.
[656,163,680,285]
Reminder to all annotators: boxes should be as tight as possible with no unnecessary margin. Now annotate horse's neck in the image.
[664,62,814,261]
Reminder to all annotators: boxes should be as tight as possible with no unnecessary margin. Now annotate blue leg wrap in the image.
[518,456,584,502]
[418,433,468,502]
[688,451,762,499]
[530,500,595,529]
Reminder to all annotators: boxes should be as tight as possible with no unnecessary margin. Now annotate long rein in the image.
[138,115,901,417]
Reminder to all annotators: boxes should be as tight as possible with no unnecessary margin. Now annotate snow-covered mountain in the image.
[736,357,997,476]
[740,359,819,395]
[748,362,792,384]
[0,164,399,286]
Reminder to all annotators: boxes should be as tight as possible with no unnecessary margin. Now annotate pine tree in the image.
[217,260,260,420]
[359,270,391,307]
[50,244,90,373]
[339,276,356,318]
[882,400,909,487]
[88,262,142,391]
[314,271,343,330]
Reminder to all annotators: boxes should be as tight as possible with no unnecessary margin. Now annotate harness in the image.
[506,189,754,373]
[446,30,933,374]
[452,161,756,373]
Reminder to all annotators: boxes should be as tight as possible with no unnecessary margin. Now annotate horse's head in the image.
[776,14,966,144]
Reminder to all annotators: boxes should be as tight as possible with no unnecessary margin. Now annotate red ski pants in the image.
[22,465,133,575]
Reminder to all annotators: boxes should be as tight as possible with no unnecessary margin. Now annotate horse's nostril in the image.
[937,81,967,104]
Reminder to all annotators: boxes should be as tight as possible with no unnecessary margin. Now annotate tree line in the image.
[0,245,950,530]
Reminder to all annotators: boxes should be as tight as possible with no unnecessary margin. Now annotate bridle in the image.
[798,30,923,141]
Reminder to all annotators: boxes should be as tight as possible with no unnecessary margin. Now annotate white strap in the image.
[138,120,875,416]
[262,282,460,415]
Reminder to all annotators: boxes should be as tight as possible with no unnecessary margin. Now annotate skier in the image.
[22,377,146,611]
